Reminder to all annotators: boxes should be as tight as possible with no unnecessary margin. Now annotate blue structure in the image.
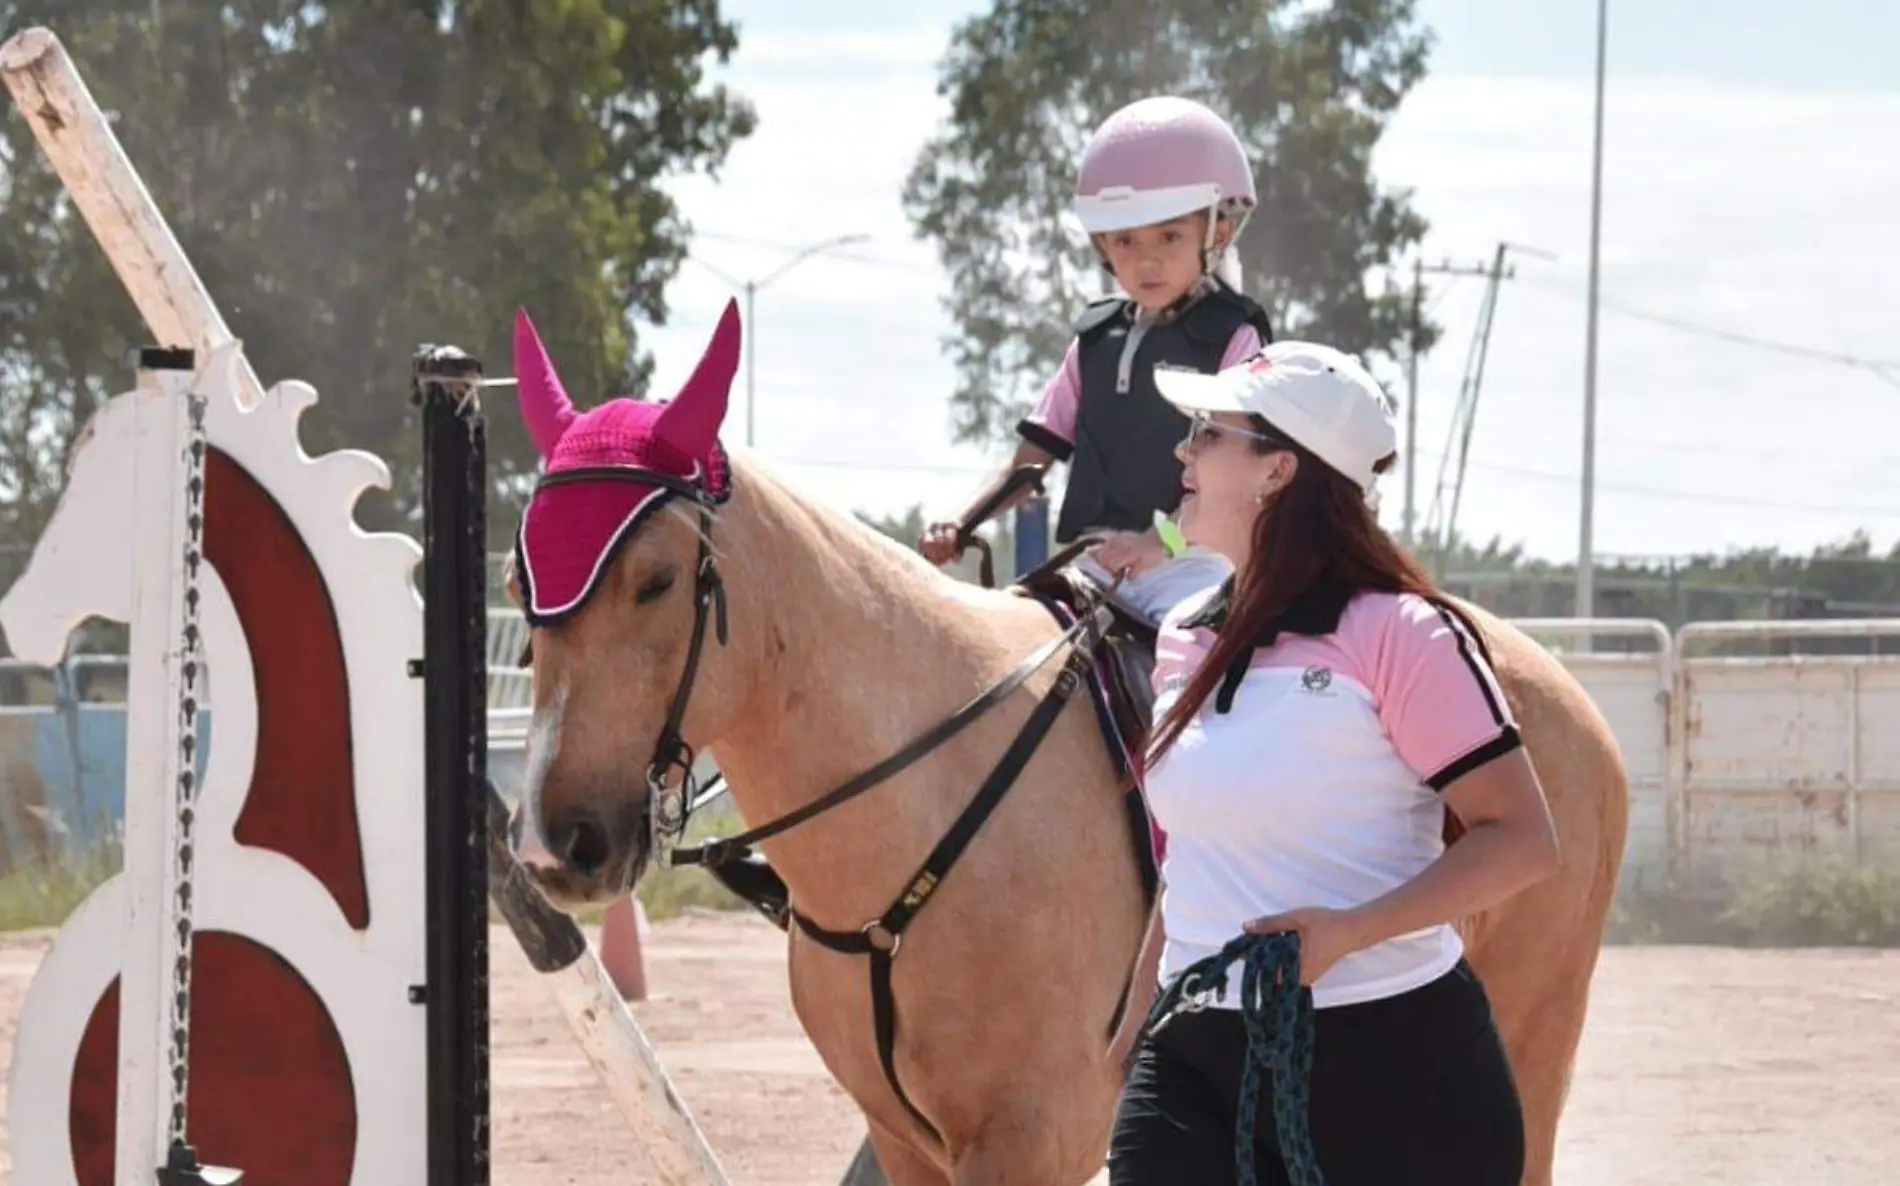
[1014,497,1050,576]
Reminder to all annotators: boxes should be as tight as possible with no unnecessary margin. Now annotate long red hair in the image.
[1141,420,1440,772]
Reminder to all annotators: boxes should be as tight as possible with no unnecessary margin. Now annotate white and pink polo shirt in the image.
[1144,578,1522,1009]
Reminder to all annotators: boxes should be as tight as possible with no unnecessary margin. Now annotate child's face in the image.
[1097,214,1229,311]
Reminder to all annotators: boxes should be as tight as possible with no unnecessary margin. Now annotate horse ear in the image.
[654,298,742,459]
[513,307,578,459]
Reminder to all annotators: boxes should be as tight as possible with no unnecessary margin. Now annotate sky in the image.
[628,0,1900,566]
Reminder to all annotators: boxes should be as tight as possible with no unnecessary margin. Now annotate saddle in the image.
[1010,542,1159,749]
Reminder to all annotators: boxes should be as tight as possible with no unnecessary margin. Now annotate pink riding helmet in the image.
[1073,95,1256,237]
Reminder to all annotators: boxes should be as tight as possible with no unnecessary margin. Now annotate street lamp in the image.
[689,232,871,447]
[1578,0,1607,623]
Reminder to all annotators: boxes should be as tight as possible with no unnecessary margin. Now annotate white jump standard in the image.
[1,23,730,1186]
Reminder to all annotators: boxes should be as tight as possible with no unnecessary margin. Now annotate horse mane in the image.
[497,448,987,626]
[716,451,1009,630]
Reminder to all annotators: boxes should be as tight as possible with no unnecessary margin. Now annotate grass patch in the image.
[634,798,749,923]
[0,831,123,933]
[1606,853,1900,947]
[0,797,756,937]
[10,810,1895,951]
[1719,855,1900,946]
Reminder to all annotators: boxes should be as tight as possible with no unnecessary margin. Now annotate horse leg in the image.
[1490,941,1600,1186]
[1467,878,1613,1186]
[862,1115,951,1186]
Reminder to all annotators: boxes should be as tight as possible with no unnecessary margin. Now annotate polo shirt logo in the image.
[1301,665,1333,693]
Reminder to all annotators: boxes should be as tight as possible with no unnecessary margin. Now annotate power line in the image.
[768,444,1900,517]
[1403,256,1502,547]
[697,226,1900,386]
[1418,242,1555,566]
[765,455,997,478]
[1418,449,1900,516]
[1516,272,1900,376]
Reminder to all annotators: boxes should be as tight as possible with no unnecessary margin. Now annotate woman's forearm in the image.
[1343,818,1558,952]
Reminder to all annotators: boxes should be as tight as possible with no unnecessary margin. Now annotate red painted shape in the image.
[69,931,357,1183]
[207,447,368,931]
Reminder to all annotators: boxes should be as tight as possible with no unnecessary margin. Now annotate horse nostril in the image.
[557,814,613,877]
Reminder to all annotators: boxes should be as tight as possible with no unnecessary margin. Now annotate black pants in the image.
[1108,960,1524,1185]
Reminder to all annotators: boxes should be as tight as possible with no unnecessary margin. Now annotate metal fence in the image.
[1512,617,1900,893]
[6,613,1899,890]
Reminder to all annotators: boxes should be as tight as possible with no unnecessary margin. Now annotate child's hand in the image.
[1088,529,1168,579]
[917,520,966,565]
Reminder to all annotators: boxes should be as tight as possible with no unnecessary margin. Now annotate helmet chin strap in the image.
[1202,200,1253,289]
[1200,201,1233,280]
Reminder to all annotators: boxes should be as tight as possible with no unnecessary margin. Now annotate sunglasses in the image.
[1182,411,1287,452]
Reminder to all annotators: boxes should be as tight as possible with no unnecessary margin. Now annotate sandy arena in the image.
[0,910,1893,1184]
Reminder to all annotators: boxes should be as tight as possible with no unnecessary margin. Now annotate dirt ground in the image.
[1,911,1895,1185]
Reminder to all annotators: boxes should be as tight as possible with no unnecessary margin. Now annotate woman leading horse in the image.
[1105,342,1554,1184]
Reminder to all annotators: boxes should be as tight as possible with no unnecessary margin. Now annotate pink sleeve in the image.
[1353,595,1521,790]
[1020,339,1082,446]
[1219,322,1264,368]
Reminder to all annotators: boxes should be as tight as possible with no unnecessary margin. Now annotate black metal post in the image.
[413,344,491,1186]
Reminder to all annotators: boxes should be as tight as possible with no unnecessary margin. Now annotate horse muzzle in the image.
[507,797,651,908]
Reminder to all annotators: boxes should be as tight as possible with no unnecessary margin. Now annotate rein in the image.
[950,462,1047,588]
[667,611,1099,870]
[1145,931,1326,1186]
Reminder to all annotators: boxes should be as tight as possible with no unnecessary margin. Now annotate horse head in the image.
[506,300,750,907]
[0,395,138,664]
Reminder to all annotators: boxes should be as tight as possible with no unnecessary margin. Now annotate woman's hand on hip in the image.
[1243,906,1370,987]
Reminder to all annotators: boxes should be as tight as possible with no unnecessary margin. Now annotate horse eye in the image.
[634,570,677,606]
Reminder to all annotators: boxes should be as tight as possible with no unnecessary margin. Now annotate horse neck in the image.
[705,462,1023,904]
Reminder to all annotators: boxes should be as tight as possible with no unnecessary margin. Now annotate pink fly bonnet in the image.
[511,299,741,625]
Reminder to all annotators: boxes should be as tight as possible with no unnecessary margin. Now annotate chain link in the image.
[166,386,209,1152]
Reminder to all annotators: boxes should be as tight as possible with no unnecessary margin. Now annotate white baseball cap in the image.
[1153,341,1399,491]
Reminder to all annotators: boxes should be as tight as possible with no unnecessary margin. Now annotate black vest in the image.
[1057,283,1274,544]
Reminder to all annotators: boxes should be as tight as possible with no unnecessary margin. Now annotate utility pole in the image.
[1410,241,1554,581]
[1405,258,1420,548]
[1578,0,1610,627]
[1402,257,1503,550]
[689,233,870,448]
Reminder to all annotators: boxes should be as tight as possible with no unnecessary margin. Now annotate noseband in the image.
[520,464,729,840]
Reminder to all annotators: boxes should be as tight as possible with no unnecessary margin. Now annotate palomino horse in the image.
[504,301,1628,1185]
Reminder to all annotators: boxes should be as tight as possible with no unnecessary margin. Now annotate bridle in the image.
[513,459,1152,1146]
[517,464,729,842]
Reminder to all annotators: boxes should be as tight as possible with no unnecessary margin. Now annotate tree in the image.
[855,501,1016,586]
[0,0,754,561]
[902,0,1437,445]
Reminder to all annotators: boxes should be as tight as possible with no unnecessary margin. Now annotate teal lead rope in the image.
[1143,930,1327,1186]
